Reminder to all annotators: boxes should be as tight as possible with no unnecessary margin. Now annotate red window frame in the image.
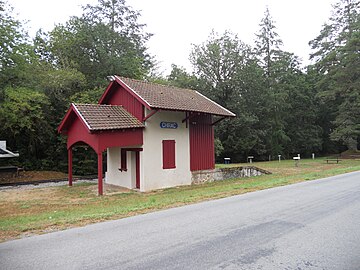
[162,140,176,169]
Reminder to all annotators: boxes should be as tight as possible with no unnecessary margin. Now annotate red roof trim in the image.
[98,81,115,104]
[98,76,151,110]
[114,76,151,110]
[57,104,91,134]
[58,105,74,133]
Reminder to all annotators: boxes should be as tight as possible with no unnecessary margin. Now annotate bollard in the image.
[293,156,300,167]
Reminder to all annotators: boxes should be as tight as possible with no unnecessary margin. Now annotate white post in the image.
[278,155,281,162]
[293,157,300,167]
[312,153,315,160]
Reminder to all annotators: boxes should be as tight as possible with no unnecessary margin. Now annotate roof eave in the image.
[149,106,236,118]
[194,91,236,117]
[89,126,145,133]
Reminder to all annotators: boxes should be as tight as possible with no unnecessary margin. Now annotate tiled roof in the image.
[117,76,236,117]
[74,104,144,131]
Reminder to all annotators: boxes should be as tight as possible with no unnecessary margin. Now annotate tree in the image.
[167,64,200,90]
[190,30,249,108]
[40,0,153,88]
[254,7,283,80]
[39,68,86,122]
[309,0,360,150]
[283,61,323,156]
[254,8,291,157]
[190,31,270,161]
[0,0,34,93]
[0,87,54,168]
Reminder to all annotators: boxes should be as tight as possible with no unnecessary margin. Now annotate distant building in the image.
[58,76,235,195]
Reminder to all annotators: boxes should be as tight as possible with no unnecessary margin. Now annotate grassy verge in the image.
[0,158,359,242]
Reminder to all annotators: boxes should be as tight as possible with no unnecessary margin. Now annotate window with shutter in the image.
[162,140,176,169]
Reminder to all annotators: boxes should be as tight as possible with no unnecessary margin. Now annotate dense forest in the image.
[0,0,359,174]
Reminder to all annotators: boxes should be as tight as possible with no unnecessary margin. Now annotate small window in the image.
[162,140,176,169]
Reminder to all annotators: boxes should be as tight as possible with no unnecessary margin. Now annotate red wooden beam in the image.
[68,148,73,186]
[123,148,143,152]
[135,151,140,189]
[181,112,198,123]
[98,152,103,196]
[143,109,159,122]
[211,117,226,126]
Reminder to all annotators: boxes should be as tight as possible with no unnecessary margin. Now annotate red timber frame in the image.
[58,104,143,195]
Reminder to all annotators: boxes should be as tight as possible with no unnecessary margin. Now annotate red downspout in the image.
[98,152,103,195]
[68,148,73,186]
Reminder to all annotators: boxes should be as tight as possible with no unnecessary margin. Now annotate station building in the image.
[58,76,235,195]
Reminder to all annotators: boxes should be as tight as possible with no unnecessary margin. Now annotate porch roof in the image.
[58,103,144,133]
[74,104,144,131]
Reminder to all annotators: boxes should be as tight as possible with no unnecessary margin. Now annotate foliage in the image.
[0,87,54,168]
[214,138,224,159]
[70,87,104,104]
[167,64,199,89]
[254,8,290,157]
[38,0,153,88]
[190,30,249,108]
[309,0,360,150]
[0,1,35,94]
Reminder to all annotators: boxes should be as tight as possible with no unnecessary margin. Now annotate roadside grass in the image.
[0,157,359,242]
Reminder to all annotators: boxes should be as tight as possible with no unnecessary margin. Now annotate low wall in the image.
[191,166,271,184]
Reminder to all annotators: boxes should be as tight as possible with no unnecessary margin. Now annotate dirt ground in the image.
[0,171,68,184]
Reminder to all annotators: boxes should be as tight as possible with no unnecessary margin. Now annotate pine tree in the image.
[254,7,290,157]
[310,0,360,150]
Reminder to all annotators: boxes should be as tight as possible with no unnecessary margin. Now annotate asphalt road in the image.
[1,171,360,270]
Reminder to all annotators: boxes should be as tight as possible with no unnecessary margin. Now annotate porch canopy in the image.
[58,103,144,195]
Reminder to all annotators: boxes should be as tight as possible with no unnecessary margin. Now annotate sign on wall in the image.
[160,122,178,129]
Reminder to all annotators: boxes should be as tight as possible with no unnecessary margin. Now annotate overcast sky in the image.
[11,0,337,74]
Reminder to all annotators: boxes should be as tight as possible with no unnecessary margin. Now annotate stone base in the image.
[191,166,271,184]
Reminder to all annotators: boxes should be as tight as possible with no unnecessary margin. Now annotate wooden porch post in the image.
[97,152,103,196]
[68,148,73,186]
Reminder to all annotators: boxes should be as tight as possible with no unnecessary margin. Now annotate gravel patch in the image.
[0,179,97,191]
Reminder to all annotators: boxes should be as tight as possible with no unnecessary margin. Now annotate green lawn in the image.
[1,157,359,242]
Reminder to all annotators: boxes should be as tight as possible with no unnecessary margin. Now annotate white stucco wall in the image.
[105,147,136,189]
[141,109,191,191]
